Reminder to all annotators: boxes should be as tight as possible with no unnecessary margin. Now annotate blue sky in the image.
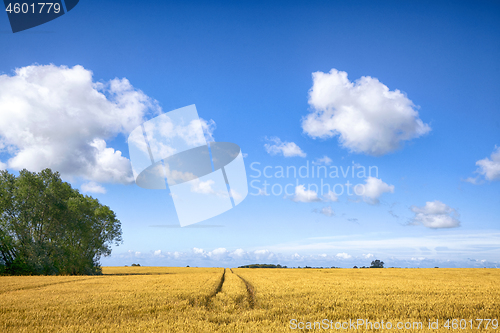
[0,0,499,268]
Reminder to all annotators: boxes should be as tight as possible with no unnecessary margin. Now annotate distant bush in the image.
[370,260,384,268]
[131,263,141,267]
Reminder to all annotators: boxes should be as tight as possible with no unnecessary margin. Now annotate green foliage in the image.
[0,169,122,275]
[238,264,286,268]
[370,259,384,268]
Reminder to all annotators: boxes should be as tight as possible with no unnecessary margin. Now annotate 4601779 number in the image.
[5,3,61,14]
[443,319,498,330]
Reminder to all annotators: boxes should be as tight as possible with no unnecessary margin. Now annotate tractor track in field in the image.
[192,268,225,308]
[0,277,97,295]
[211,268,226,297]
[231,269,257,309]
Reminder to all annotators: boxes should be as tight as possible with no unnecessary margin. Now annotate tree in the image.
[0,169,122,275]
[370,259,384,268]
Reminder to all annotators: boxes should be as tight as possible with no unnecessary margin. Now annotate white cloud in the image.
[193,247,205,255]
[264,137,306,158]
[201,118,216,142]
[126,250,142,258]
[463,177,481,185]
[190,179,215,194]
[474,146,500,181]
[0,161,6,170]
[0,64,160,184]
[357,177,395,204]
[292,185,321,202]
[104,239,500,267]
[312,155,332,165]
[410,200,460,229]
[314,206,335,217]
[232,249,245,257]
[189,178,229,199]
[230,189,243,201]
[302,69,431,156]
[81,181,106,194]
[323,190,338,202]
[253,249,275,260]
[208,248,229,259]
[163,164,197,185]
[142,115,210,158]
[336,252,352,259]
[87,138,136,183]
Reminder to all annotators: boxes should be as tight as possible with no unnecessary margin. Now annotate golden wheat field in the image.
[0,267,499,332]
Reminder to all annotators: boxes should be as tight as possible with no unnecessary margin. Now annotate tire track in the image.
[192,268,225,308]
[0,277,98,295]
[211,268,226,298]
[232,269,257,309]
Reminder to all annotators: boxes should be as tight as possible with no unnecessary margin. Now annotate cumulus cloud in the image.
[336,252,352,259]
[81,181,106,194]
[362,253,374,259]
[410,200,460,229]
[0,64,161,184]
[292,185,321,202]
[313,206,335,217]
[0,161,6,170]
[312,155,332,165]
[191,247,274,262]
[302,69,431,156]
[190,179,216,194]
[207,248,229,259]
[189,178,229,199]
[143,115,216,159]
[193,247,205,255]
[357,177,395,204]
[473,146,500,182]
[232,249,245,257]
[264,137,306,158]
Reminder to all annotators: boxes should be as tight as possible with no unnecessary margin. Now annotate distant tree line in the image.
[353,260,385,269]
[237,260,386,269]
[0,169,122,275]
[238,260,385,270]
[238,264,287,268]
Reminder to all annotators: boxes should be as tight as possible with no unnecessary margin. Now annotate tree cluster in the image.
[370,260,384,268]
[0,169,122,275]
